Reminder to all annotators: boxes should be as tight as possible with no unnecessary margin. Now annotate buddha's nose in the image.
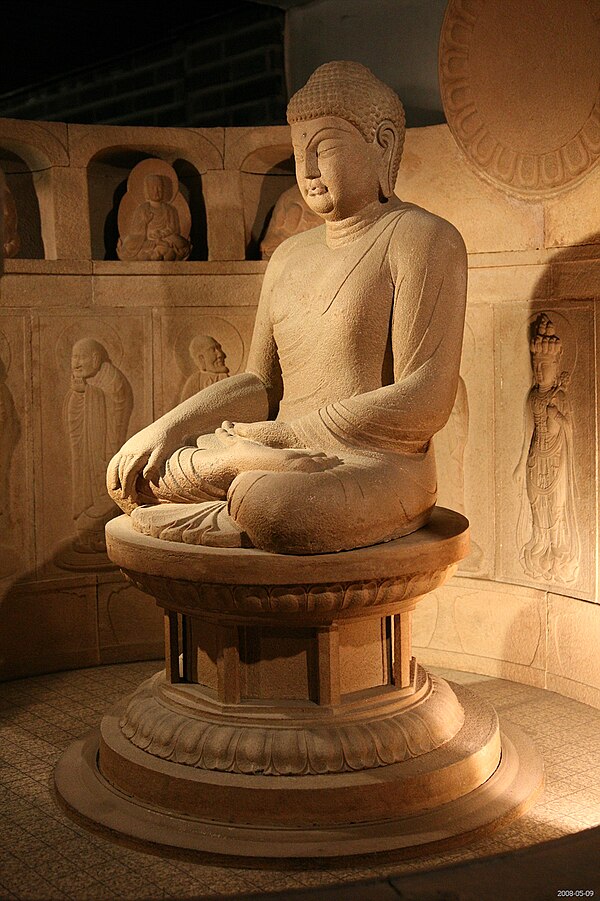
[302,151,320,180]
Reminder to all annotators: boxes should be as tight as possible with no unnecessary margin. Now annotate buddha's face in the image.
[191,339,228,373]
[71,341,102,380]
[144,175,165,203]
[291,117,381,221]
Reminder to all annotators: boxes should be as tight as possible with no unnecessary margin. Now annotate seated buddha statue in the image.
[117,174,191,262]
[108,61,467,555]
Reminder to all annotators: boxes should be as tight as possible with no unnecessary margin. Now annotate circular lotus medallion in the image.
[439,0,600,196]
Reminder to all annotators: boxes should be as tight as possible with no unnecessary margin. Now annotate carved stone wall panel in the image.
[436,304,494,578]
[395,125,544,254]
[552,256,600,301]
[32,312,152,576]
[0,580,98,681]
[154,308,256,418]
[97,577,163,665]
[494,302,595,600]
[467,263,550,306]
[544,163,600,249]
[440,0,600,197]
[547,593,600,708]
[0,271,93,307]
[0,314,33,587]
[413,577,547,688]
[91,268,264,308]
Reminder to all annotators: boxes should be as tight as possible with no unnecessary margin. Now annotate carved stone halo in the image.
[439,0,600,196]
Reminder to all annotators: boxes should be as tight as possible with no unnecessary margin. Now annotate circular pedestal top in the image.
[106,507,469,586]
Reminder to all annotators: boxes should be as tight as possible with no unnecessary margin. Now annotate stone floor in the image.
[1,662,600,900]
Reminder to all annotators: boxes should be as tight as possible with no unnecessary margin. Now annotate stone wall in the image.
[0,117,294,679]
[0,115,599,712]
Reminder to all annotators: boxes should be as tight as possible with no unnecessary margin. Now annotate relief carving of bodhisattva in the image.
[514,314,580,583]
[60,339,133,563]
[117,159,191,262]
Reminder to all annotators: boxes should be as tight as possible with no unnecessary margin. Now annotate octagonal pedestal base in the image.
[55,679,543,859]
[55,510,543,858]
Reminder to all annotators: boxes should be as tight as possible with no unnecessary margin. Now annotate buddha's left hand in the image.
[220,420,304,449]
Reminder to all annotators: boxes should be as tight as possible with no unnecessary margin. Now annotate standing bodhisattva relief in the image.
[107,61,467,556]
[514,313,580,583]
[180,336,230,403]
[61,338,133,564]
[117,159,191,262]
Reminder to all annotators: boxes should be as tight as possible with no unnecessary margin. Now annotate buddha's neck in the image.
[324,199,398,248]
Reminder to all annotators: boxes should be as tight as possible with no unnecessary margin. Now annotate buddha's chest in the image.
[270,246,394,361]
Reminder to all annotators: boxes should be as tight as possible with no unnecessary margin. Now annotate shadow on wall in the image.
[243,155,295,260]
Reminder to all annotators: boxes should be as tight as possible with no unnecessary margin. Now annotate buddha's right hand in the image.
[107,423,180,509]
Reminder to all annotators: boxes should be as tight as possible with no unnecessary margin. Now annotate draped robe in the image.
[65,362,133,547]
[130,200,467,554]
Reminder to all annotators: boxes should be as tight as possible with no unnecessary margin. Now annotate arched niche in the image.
[87,148,208,261]
[0,148,44,259]
[240,144,296,260]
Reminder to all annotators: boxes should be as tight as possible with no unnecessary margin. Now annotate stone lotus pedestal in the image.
[55,508,543,858]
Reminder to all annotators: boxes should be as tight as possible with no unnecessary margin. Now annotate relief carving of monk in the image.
[108,62,467,555]
[180,336,229,403]
[65,339,133,555]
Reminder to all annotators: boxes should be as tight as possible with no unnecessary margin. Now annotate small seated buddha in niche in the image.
[64,339,133,558]
[117,170,191,262]
[180,336,230,403]
[108,61,467,555]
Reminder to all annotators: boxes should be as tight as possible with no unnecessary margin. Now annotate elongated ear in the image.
[375,119,399,199]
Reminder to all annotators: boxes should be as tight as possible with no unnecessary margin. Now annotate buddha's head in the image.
[287,61,405,221]
[189,335,228,374]
[144,174,168,203]
[71,338,108,380]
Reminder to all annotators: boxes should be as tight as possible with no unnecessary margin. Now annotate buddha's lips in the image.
[307,185,327,196]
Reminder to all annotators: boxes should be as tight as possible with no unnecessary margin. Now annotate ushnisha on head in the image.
[287,61,405,217]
